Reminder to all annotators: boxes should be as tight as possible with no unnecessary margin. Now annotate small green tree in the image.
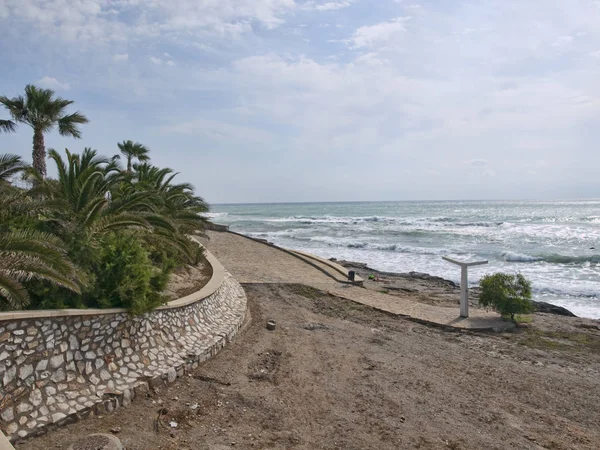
[479,273,534,321]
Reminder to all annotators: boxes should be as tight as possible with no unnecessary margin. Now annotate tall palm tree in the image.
[0,85,89,178]
[117,140,150,173]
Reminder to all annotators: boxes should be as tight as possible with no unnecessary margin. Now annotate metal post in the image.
[442,257,489,318]
[460,265,468,317]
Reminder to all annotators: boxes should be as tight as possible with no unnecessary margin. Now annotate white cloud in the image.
[4,0,600,201]
[313,1,354,11]
[465,159,489,167]
[1,0,297,45]
[36,76,70,90]
[348,17,411,48]
[162,118,273,144]
[149,54,175,66]
[552,35,574,48]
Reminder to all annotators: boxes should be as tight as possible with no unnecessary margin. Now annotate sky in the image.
[1,0,600,204]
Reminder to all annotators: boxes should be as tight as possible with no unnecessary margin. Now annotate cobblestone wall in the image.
[0,272,247,442]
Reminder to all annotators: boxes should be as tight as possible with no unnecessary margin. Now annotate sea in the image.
[207,201,600,319]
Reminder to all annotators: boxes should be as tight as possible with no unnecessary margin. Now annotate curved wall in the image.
[0,248,247,442]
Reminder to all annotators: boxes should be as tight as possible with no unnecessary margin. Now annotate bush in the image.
[87,232,168,314]
[479,273,534,320]
[26,232,171,314]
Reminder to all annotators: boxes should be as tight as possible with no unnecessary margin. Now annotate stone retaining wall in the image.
[204,222,229,232]
[0,249,247,443]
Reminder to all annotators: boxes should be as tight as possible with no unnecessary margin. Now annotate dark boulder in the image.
[532,301,577,317]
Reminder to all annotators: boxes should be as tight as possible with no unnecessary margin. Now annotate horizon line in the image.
[209,198,600,206]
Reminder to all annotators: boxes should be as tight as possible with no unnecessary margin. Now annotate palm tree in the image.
[0,153,81,309]
[0,85,89,178]
[32,148,180,246]
[131,163,208,264]
[117,140,150,173]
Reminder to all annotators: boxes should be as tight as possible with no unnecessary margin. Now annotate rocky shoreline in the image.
[333,258,577,317]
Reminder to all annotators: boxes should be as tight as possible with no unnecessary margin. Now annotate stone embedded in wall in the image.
[0,271,246,443]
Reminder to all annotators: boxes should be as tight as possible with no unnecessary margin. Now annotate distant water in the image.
[208,201,600,319]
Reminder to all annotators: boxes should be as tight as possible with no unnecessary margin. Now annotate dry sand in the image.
[24,283,600,450]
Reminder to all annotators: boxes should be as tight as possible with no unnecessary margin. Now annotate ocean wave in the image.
[376,244,399,251]
[544,254,600,264]
[347,242,367,249]
[502,251,600,264]
[274,215,397,224]
[502,251,543,262]
[454,221,501,227]
[258,215,503,228]
[535,287,600,299]
[344,241,444,255]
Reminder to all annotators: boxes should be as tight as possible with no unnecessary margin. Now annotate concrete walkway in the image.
[201,231,513,331]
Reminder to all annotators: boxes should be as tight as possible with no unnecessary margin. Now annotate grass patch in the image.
[514,315,533,324]
[518,328,600,352]
[284,284,325,300]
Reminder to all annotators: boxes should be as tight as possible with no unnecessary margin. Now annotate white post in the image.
[460,265,468,317]
[442,257,488,318]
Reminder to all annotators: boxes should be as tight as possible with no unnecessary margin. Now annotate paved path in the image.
[201,231,512,331]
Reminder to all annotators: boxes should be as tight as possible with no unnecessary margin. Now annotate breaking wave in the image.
[502,251,600,265]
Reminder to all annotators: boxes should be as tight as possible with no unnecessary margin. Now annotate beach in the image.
[24,230,600,450]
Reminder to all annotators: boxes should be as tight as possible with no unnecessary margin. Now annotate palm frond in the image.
[0,273,29,309]
[0,228,83,308]
[93,214,150,233]
[81,197,108,228]
[0,154,27,182]
[0,119,16,133]
[0,94,27,124]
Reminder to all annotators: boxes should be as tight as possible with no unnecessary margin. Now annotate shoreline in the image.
[209,197,600,320]
[250,232,580,318]
[332,257,579,317]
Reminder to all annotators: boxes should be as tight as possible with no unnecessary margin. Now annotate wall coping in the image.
[289,249,365,283]
[0,239,224,322]
[0,431,14,450]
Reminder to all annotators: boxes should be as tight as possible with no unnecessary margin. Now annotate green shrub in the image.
[478,273,534,321]
[26,283,87,310]
[27,232,172,314]
[87,232,168,314]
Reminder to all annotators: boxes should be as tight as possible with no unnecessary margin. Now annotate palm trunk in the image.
[32,128,46,178]
[127,156,132,173]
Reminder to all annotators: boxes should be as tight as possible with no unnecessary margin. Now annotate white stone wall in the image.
[0,272,247,442]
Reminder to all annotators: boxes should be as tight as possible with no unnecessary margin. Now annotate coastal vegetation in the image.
[0,84,89,178]
[478,272,534,321]
[0,86,208,313]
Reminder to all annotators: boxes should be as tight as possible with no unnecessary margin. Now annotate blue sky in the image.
[1,0,600,203]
